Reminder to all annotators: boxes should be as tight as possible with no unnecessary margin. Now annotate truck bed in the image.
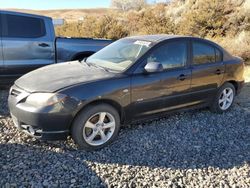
[56,37,113,62]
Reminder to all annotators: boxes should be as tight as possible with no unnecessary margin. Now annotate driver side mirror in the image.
[144,62,163,73]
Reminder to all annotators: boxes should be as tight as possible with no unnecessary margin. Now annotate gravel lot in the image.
[0,68,250,187]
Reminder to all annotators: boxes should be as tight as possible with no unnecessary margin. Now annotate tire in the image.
[71,104,120,151]
[210,82,236,114]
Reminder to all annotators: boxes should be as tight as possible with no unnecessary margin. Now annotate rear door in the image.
[190,39,225,103]
[1,13,55,81]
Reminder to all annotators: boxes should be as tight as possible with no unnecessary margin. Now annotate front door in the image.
[1,13,55,82]
[131,39,191,118]
[131,70,164,118]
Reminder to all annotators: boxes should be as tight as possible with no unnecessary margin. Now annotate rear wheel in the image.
[210,83,236,113]
[71,104,120,151]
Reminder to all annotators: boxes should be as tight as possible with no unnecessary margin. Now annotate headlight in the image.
[25,93,67,107]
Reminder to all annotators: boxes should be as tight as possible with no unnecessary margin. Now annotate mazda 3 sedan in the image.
[8,35,245,150]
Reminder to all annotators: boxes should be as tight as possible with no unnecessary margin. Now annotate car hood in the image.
[15,61,115,93]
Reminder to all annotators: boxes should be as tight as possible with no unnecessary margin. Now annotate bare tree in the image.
[111,0,147,11]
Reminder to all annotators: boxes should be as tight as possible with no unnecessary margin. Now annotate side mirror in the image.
[144,62,163,73]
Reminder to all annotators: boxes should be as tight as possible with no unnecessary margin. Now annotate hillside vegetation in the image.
[7,8,110,22]
[11,0,250,61]
[55,0,250,61]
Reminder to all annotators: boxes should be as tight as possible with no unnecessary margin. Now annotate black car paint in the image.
[8,35,245,140]
[15,61,116,93]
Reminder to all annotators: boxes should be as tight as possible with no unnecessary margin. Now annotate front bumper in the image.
[8,86,79,140]
[10,112,69,140]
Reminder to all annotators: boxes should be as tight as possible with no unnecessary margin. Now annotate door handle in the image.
[178,74,187,81]
[215,69,222,75]
[38,43,50,47]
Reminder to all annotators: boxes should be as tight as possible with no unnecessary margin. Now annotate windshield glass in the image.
[86,38,152,72]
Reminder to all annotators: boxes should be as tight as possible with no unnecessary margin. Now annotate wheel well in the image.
[227,80,238,93]
[74,99,124,124]
[71,52,95,61]
[226,80,239,95]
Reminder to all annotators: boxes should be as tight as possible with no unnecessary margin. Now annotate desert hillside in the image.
[5,8,111,22]
[4,0,250,62]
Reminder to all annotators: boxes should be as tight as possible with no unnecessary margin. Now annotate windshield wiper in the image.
[88,63,111,72]
[80,58,92,68]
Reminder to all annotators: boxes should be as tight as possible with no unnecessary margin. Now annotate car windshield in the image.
[86,38,153,72]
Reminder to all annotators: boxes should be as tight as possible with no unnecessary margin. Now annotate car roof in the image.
[126,34,211,43]
[126,34,225,51]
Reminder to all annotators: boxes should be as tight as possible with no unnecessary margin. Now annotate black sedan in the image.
[8,35,245,150]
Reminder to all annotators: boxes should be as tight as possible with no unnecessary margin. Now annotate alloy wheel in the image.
[218,87,234,110]
[83,112,116,146]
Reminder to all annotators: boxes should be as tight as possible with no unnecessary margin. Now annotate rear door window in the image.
[192,41,217,65]
[215,48,223,62]
[2,14,46,38]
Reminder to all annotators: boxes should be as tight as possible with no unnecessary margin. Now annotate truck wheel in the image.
[210,83,236,114]
[71,104,120,151]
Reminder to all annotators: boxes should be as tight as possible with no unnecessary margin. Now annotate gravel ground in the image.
[0,70,250,187]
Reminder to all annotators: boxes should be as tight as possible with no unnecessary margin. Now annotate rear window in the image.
[2,14,46,38]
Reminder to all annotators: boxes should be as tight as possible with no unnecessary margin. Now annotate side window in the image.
[2,14,46,38]
[147,41,187,70]
[192,42,216,64]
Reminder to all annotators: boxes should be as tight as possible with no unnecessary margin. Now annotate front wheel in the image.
[210,83,236,113]
[71,104,120,151]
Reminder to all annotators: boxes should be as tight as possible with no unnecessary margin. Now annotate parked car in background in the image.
[0,10,113,85]
[8,35,245,150]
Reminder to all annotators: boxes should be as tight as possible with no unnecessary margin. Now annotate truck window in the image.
[2,14,46,38]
